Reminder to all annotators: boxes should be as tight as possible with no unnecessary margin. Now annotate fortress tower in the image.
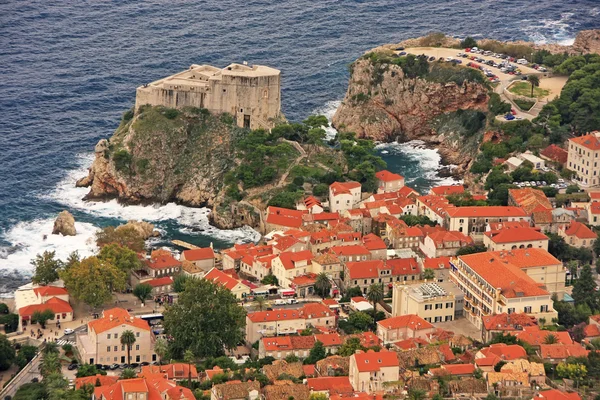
[135,63,281,130]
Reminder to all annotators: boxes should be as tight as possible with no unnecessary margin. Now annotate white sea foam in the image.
[521,12,577,45]
[0,219,98,274]
[375,140,462,188]
[313,100,341,140]
[33,154,260,243]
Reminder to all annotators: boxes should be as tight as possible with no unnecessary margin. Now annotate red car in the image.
[465,48,471,52]
[511,108,517,115]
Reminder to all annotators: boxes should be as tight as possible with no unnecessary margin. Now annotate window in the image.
[107,346,111,352]
[445,315,452,321]
[524,306,532,313]
[508,308,515,314]
[114,333,118,339]
[434,316,442,323]
[136,332,140,338]
[540,305,549,312]
[114,346,118,351]
[435,303,442,309]
[107,334,111,339]
[136,345,140,350]
[425,304,432,310]
[445,302,453,308]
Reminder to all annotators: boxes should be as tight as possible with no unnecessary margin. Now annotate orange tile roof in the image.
[394,337,428,350]
[277,250,313,270]
[482,313,536,331]
[509,188,552,214]
[247,303,333,323]
[353,350,399,372]
[291,273,317,286]
[515,326,573,346]
[427,230,473,246]
[563,221,598,239]
[375,170,404,182]
[457,251,552,298]
[203,268,245,291]
[307,377,353,394]
[385,258,419,276]
[488,221,532,230]
[539,344,589,359]
[146,254,181,270]
[303,364,316,377]
[146,276,174,287]
[423,256,451,270]
[430,185,465,196]
[330,244,371,256]
[330,181,361,196]
[362,233,387,250]
[540,144,568,164]
[590,202,600,215]
[88,307,150,334]
[315,333,342,347]
[266,206,306,228]
[75,374,118,389]
[377,314,433,331]
[585,323,600,338]
[33,286,68,297]
[19,297,72,317]
[537,389,582,400]
[440,363,476,375]
[345,260,384,280]
[485,227,549,244]
[570,132,600,151]
[355,331,382,348]
[165,385,195,400]
[302,302,335,319]
[181,247,214,261]
[479,343,527,361]
[272,235,301,251]
[351,296,369,303]
[447,206,528,218]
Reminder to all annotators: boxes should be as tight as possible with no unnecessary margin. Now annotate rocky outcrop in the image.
[52,210,76,236]
[117,220,159,239]
[79,107,249,228]
[332,58,488,171]
[572,29,600,55]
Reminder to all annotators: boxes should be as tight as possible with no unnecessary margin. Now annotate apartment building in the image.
[375,170,405,193]
[343,258,420,294]
[77,308,156,365]
[376,314,434,344]
[449,252,557,329]
[419,230,474,258]
[349,350,400,393]
[391,281,463,323]
[483,227,549,251]
[567,131,600,187]
[329,181,362,213]
[558,221,598,248]
[445,206,530,240]
[271,250,314,288]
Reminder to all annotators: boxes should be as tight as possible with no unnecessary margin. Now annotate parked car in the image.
[141,362,150,366]
[109,364,119,370]
[64,328,74,335]
[67,363,78,371]
[399,51,406,56]
[396,46,405,51]
[445,57,453,62]
[511,108,516,115]
[505,114,515,120]
[428,56,435,61]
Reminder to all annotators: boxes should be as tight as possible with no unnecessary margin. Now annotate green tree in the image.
[528,75,540,98]
[303,115,329,129]
[538,317,546,328]
[96,226,145,252]
[423,268,435,280]
[309,393,328,400]
[163,278,246,359]
[32,309,55,329]
[12,382,47,400]
[97,243,142,273]
[367,283,384,328]
[261,273,279,286]
[456,244,487,256]
[348,311,373,332]
[314,273,332,299]
[153,337,169,365]
[408,389,427,400]
[31,251,62,285]
[60,256,126,308]
[15,345,38,369]
[305,341,326,364]
[572,264,597,310]
[133,283,153,305]
[184,349,195,387]
[1,313,20,333]
[120,330,136,366]
[338,337,366,357]
[312,183,328,197]
[285,354,299,363]
[173,274,189,293]
[76,363,107,378]
[460,37,477,48]
[253,296,268,311]
[120,368,137,379]
[40,350,61,378]
[544,333,558,344]
[0,333,15,371]
[556,362,587,387]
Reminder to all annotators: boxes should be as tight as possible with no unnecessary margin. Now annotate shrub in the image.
[514,99,535,111]
[123,109,134,122]
[460,37,477,48]
[136,158,149,173]
[313,183,328,197]
[292,176,304,187]
[113,150,132,173]
[488,93,512,115]
[163,108,179,119]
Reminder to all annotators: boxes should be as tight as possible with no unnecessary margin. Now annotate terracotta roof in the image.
[277,250,313,270]
[290,273,317,286]
[313,253,340,265]
[423,256,451,270]
[486,371,529,386]
[427,230,473,247]
[378,314,433,331]
[88,307,150,334]
[515,326,573,346]
[306,377,353,394]
[439,363,476,376]
[479,343,527,360]
[563,221,598,239]
[570,132,600,151]
[354,331,382,348]
[540,144,568,164]
[302,302,335,319]
[590,202,600,215]
[345,260,384,280]
[315,333,342,347]
[266,206,306,228]
[146,253,181,270]
[430,185,465,196]
[75,374,118,389]
[362,233,387,250]
[181,247,214,261]
[330,244,370,256]
[394,337,429,350]
[330,181,361,196]
[263,381,309,400]
[204,268,246,291]
[385,258,419,275]
[263,360,304,381]
[272,235,301,251]
[539,344,589,359]
[485,227,549,244]
[19,297,72,317]
[352,350,399,372]
[304,196,322,208]
[145,276,174,287]
[585,323,600,338]
[447,206,528,218]
[303,364,316,377]
[482,313,536,331]
[375,170,404,182]
[33,286,68,297]
[351,296,369,303]
[536,389,582,400]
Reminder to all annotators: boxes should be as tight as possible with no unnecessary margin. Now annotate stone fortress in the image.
[135,62,281,130]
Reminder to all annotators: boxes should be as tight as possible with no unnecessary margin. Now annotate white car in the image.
[64,328,74,335]
[517,59,528,65]
[446,57,453,62]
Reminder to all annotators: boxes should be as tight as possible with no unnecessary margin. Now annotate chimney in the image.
[210,242,214,249]
[109,315,113,321]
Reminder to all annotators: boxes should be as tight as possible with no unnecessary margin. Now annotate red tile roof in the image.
[447,206,528,218]
[485,227,549,244]
[540,144,568,164]
[247,303,333,323]
[515,326,573,346]
[88,308,150,334]
[509,188,552,215]
[303,364,316,377]
[479,343,527,361]
[291,273,317,287]
[539,344,589,359]
[440,363,476,375]
[536,389,581,400]
[570,132,600,151]
[75,374,118,389]
[353,350,399,372]
[377,314,433,331]
[203,268,245,291]
[563,221,598,239]
[330,181,361,196]
[330,245,371,256]
[362,233,387,250]
[33,286,68,297]
[423,256,451,270]
[146,254,181,270]
[19,297,72,317]
[145,276,174,287]
[277,250,313,270]
[427,230,473,246]
[266,206,306,228]
[315,333,342,347]
[430,185,465,196]
[375,170,404,182]
[307,377,353,394]
[482,313,536,331]
[585,323,600,338]
[181,247,214,261]
[394,337,428,350]
[385,258,419,275]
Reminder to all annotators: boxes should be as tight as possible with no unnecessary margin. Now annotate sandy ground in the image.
[539,76,568,101]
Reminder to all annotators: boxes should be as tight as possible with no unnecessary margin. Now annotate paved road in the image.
[0,352,42,400]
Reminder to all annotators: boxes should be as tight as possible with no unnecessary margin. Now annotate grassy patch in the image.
[508,81,550,98]
[514,98,536,111]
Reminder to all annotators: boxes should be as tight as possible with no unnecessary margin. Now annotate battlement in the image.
[135,63,281,130]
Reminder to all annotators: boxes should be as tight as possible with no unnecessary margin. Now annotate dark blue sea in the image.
[1,0,598,292]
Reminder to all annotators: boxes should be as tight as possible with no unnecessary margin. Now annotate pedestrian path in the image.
[56,339,76,346]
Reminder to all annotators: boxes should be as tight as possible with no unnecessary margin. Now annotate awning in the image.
[281,290,295,296]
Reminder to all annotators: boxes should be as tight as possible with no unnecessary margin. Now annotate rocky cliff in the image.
[332,55,489,171]
[572,29,600,55]
[78,107,259,229]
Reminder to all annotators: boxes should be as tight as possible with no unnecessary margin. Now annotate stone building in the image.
[135,63,281,130]
[567,131,600,187]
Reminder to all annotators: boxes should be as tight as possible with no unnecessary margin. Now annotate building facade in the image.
[567,132,600,187]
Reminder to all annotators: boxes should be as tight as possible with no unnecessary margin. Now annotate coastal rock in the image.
[52,210,76,236]
[117,220,159,239]
[572,29,600,55]
[332,58,488,172]
[75,174,92,188]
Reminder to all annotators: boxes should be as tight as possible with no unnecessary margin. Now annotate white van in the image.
[484,50,492,56]
[274,299,286,306]
[517,59,528,65]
